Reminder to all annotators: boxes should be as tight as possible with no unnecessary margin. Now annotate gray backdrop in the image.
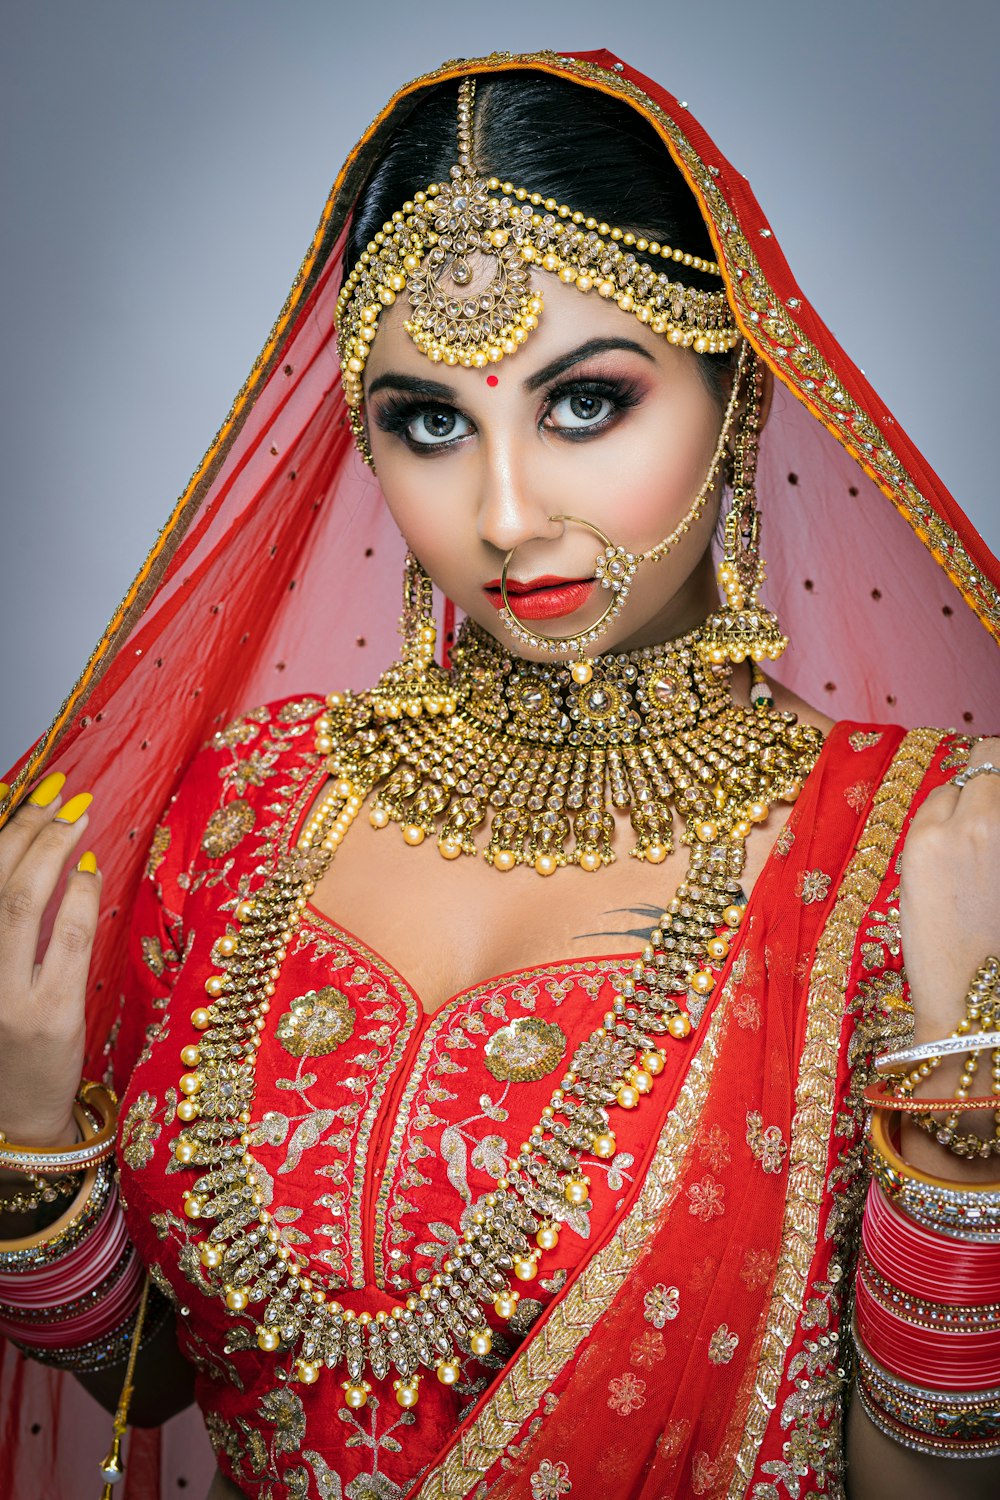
[2,0,998,773]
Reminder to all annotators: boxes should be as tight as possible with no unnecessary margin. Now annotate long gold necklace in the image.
[171,623,823,1414]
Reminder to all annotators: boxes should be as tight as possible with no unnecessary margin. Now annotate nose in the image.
[474,434,562,556]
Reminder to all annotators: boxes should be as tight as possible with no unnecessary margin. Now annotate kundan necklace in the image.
[171,620,823,1414]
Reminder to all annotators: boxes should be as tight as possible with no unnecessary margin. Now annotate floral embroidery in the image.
[607,1371,647,1415]
[530,1459,572,1498]
[630,1329,666,1369]
[483,1016,567,1083]
[145,822,171,878]
[276,987,356,1057]
[689,1255,718,1296]
[746,1112,788,1174]
[773,823,795,858]
[740,1248,773,1290]
[140,935,167,978]
[795,868,832,904]
[658,1417,691,1461]
[698,1123,731,1171]
[848,730,883,751]
[844,780,873,812]
[121,1091,161,1170]
[691,1451,721,1495]
[733,989,761,1030]
[644,1282,680,1327]
[687,1174,725,1223]
[213,715,262,750]
[708,1324,739,1365]
[224,747,280,795]
[201,798,256,858]
[276,696,325,723]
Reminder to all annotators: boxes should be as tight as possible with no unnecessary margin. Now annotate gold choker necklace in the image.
[320,619,819,879]
[170,620,823,1414]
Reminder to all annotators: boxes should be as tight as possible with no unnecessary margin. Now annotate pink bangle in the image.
[0,1168,145,1356]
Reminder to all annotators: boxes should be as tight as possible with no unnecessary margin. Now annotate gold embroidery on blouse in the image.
[484,1017,568,1083]
[145,822,171,878]
[276,987,356,1057]
[414,997,726,1498]
[374,961,628,1290]
[727,727,942,1496]
[121,1090,162,1170]
[201,798,256,858]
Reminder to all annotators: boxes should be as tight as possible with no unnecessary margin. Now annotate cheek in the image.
[374,458,475,582]
[566,398,719,549]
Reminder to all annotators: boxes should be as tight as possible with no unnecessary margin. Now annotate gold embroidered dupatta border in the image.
[7,52,997,814]
[413,1000,727,1499]
[727,725,943,1492]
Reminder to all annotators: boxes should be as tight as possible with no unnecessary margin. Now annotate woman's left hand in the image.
[899,735,1000,1046]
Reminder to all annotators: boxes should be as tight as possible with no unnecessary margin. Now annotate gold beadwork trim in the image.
[282,770,422,1289]
[414,996,727,1498]
[727,726,944,1493]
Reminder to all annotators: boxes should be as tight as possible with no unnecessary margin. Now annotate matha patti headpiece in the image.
[336,77,738,461]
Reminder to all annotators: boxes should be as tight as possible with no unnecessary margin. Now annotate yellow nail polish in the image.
[54,792,93,825]
[77,851,98,874]
[28,771,66,808]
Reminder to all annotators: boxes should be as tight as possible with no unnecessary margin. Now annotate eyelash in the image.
[371,374,644,452]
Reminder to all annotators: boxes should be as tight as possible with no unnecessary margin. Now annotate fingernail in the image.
[77,850,98,874]
[54,792,93,825]
[28,771,66,808]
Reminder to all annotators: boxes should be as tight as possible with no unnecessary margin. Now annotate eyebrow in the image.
[366,337,656,402]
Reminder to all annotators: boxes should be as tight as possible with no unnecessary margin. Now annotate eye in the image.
[548,392,613,429]
[405,409,473,446]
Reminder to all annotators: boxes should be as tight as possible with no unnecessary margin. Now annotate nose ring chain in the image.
[497,342,749,683]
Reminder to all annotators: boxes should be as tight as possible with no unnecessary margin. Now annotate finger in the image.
[0,792,93,991]
[957,734,1000,784]
[37,852,102,1015]
[0,771,68,889]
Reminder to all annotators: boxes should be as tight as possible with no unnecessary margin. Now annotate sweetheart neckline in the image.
[299,899,637,1022]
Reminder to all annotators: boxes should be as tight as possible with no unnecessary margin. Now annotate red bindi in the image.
[486,374,499,387]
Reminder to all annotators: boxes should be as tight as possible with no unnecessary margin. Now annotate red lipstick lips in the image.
[484,575,597,621]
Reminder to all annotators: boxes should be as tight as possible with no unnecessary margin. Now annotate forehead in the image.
[362,273,672,387]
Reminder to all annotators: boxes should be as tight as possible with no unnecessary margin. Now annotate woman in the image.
[1,49,999,1500]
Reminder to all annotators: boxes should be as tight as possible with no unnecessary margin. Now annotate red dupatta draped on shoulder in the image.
[1,47,999,1500]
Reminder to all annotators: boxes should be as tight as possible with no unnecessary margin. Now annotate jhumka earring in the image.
[368,552,456,719]
[700,349,788,666]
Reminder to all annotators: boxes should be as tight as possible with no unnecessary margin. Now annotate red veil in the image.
[2,48,999,1499]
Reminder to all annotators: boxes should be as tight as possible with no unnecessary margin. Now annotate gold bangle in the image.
[0,1161,102,1256]
[0,1082,118,1176]
[869,1109,1000,1240]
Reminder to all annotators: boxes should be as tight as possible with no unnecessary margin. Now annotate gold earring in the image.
[700,352,788,666]
[370,552,456,719]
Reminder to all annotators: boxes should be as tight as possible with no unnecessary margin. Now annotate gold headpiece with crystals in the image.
[335,78,738,458]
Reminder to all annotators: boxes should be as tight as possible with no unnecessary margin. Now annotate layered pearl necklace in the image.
[171,622,823,1414]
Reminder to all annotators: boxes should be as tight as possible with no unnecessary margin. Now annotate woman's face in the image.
[363,275,730,657]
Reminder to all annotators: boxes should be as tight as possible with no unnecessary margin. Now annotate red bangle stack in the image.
[854,1110,1000,1457]
[0,1163,147,1370]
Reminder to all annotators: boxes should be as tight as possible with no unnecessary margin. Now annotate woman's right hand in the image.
[0,772,99,1151]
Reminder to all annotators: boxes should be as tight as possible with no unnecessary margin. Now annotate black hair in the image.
[345,73,735,399]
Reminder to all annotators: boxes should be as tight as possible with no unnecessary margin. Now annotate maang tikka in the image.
[335,76,737,466]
